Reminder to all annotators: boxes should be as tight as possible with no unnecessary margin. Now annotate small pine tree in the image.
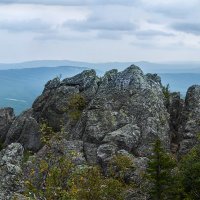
[180,138,200,200]
[146,139,182,200]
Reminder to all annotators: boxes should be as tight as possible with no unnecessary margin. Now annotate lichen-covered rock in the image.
[179,85,200,155]
[103,124,141,152]
[36,139,86,166]
[97,143,117,166]
[0,107,15,143]
[72,65,170,160]
[0,143,24,200]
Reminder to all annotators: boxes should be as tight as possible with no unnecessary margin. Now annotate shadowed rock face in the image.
[0,107,15,143]
[4,109,41,152]
[178,85,200,155]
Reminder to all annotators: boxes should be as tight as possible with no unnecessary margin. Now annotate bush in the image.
[40,121,57,145]
[67,94,86,121]
[24,156,128,200]
[108,153,135,183]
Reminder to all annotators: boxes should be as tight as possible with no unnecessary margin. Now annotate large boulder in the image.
[0,143,24,200]
[4,109,41,152]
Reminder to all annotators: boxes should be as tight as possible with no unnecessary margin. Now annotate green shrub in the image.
[40,121,56,145]
[67,94,86,121]
[24,156,128,200]
[162,84,170,99]
[108,153,135,183]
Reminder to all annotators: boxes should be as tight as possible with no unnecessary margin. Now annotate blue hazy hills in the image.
[0,60,200,115]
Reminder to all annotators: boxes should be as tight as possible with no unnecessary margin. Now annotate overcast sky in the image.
[0,0,200,63]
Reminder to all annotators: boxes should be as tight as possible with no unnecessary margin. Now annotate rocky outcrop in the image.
[2,65,200,198]
[178,85,200,155]
[6,66,200,159]
[1,66,170,159]
[0,107,15,144]
[0,143,24,200]
[71,66,170,160]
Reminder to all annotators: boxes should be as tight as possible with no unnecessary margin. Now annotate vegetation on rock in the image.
[67,94,86,121]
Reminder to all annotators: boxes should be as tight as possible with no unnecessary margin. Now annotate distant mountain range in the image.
[1,60,200,73]
[0,60,200,114]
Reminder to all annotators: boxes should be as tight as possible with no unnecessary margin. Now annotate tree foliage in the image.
[146,139,182,200]
[180,139,200,200]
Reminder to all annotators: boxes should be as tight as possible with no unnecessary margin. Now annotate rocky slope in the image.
[0,65,200,199]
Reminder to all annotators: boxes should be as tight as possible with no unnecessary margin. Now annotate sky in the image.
[0,0,200,63]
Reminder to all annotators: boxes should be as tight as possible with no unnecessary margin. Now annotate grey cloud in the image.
[0,0,139,6]
[64,18,137,32]
[171,23,200,35]
[35,33,90,41]
[0,19,51,32]
[135,30,175,39]
[97,31,123,40]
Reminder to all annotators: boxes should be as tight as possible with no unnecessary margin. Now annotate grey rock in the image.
[179,85,200,155]
[84,142,98,164]
[4,109,41,152]
[43,77,60,92]
[167,92,183,153]
[33,69,100,131]
[0,143,24,200]
[0,107,15,143]
[103,124,141,152]
[97,143,117,165]
[37,139,86,166]
[74,65,170,156]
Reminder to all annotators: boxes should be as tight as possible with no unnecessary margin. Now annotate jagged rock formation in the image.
[71,67,170,160]
[0,65,200,166]
[178,85,200,155]
[0,143,24,199]
[0,66,170,160]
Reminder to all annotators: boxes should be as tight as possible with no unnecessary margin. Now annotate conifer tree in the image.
[146,139,182,200]
[180,138,200,200]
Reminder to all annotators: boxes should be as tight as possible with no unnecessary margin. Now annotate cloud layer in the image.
[0,0,137,6]
[0,0,199,63]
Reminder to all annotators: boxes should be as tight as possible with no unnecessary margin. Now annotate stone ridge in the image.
[0,65,199,159]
